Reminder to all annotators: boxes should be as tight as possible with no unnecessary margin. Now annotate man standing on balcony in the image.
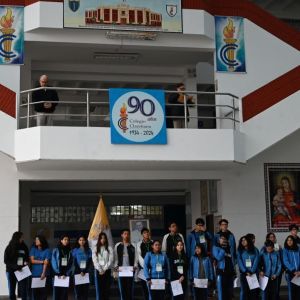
[168,83,194,128]
[32,74,59,126]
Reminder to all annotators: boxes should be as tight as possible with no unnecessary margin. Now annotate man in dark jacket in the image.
[168,83,194,128]
[32,74,59,126]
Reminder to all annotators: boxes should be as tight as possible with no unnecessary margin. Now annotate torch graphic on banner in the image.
[88,196,113,250]
[118,103,128,133]
[222,18,237,72]
[0,8,15,62]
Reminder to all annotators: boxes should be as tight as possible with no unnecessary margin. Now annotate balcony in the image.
[14,87,245,169]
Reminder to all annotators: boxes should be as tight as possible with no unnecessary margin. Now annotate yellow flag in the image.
[88,197,113,248]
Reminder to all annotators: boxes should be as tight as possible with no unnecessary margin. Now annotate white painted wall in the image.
[0,112,16,157]
[0,153,18,296]
[14,127,245,163]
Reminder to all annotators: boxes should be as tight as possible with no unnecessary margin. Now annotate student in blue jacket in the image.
[72,235,92,300]
[265,232,283,298]
[144,240,170,299]
[237,235,260,300]
[213,233,236,300]
[187,218,212,259]
[29,235,51,300]
[51,234,73,300]
[259,240,282,300]
[189,243,214,300]
[213,219,236,262]
[283,235,300,300]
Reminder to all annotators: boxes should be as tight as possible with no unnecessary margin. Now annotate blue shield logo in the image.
[69,0,80,12]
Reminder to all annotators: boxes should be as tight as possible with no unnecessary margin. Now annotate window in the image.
[104,9,110,22]
[112,9,118,22]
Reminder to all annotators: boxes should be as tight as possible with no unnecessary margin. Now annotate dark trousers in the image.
[6,272,28,300]
[53,286,68,300]
[140,280,150,300]
[290,282,300,300]
[74,282,89,300]
[263,278,279,300]
[216,274,233,300]
[95,270,111,300]
[194,287,208,300]
[150,289,166,298]
[118,277,134,300]
[32,287,47,300]
[240,274,259,300]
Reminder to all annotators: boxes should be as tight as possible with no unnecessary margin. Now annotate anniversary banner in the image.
[0,6,24,65]
[109,88,167,144]
[64,0,182,33]
[215,16,246,73]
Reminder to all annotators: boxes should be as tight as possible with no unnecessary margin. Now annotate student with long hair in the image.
[4,231,30,300]
[283,235,300,300]
[169,240,188,300]
[144,240,170,299]
[237,235,260,300]
[29,235,51,300]
[93,232,114,300]
[265,232,283,297]
[259,240,282,300]
[72,235,92,300]
[51,234,73,300]
[189,243,214,300]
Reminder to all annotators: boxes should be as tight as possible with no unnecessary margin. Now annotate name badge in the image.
[274,243,279,251]
[17,257,23,266]
[156,263,162,272]
[80,260,86,269]
[177,266,184,274]
[245,258,252,268]
[61,257,68,266]
[199,235,206,244]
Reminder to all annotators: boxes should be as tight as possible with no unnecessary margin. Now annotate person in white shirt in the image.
[162,221,185,257]
[93,232,114,300]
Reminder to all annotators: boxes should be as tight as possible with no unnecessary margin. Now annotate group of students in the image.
[3,218,300,300]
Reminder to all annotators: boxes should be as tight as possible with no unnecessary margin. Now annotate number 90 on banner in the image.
[110,89,167,144]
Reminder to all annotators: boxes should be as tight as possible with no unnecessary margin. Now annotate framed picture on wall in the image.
[130,219,149,244]
[265,163,300,232]
[200,181,208,215]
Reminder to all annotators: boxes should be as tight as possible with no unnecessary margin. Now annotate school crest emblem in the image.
[166,5,177,17]
[69,0,80,12]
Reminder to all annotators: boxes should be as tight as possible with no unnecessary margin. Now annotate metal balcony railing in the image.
[18,87,239,129]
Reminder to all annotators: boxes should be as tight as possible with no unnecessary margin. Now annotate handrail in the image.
[18,86,239,130]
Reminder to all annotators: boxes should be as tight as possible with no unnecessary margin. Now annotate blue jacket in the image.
[283,247,300,274]
[213,245,236,271]
[144,252,170,280]
[51,247,73,276]
[187,230,212,258]
[189,255,214,281]
[214,232,236,262]
[29,247,52,277]
[237,248,259,274]
[259,250,281,277]
[72,247,92,275]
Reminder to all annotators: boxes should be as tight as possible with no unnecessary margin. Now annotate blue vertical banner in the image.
[109,88,167,144]
[215,16,246,73]
[0,6,24,65]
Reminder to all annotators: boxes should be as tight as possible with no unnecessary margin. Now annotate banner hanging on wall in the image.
[0,6,24,65]
[64,0,182,33]
[109,88,167,144]
[265,163,300,232]
[215,16,246,73]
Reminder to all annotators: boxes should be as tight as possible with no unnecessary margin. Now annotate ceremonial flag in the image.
[88,197,113,249]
